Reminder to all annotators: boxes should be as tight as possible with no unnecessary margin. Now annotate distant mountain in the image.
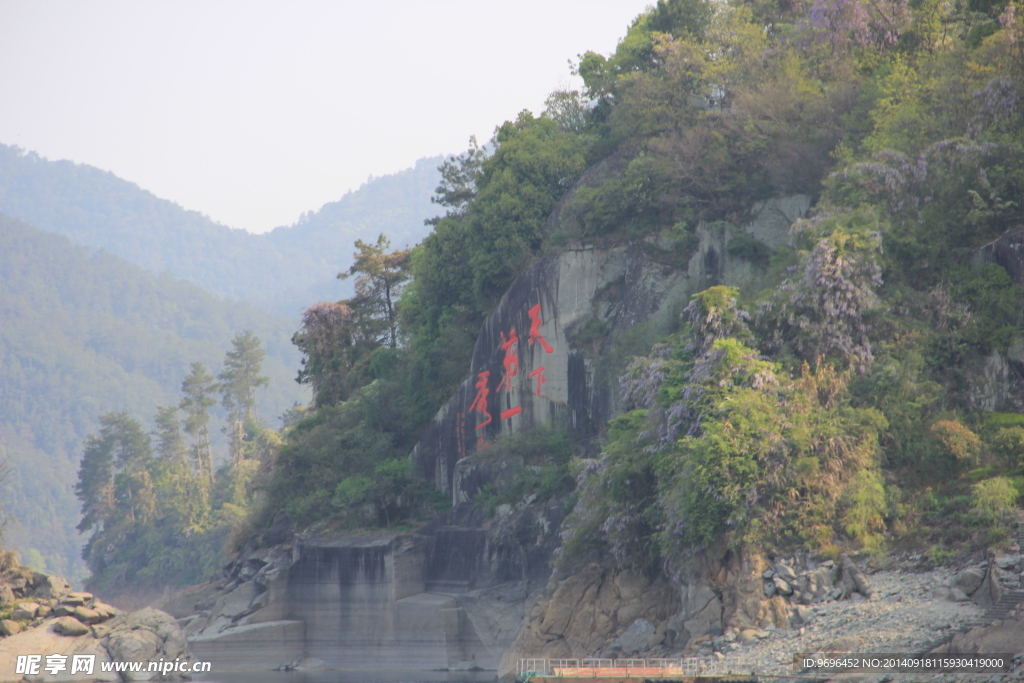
[0,213,308,583]
[0,144,442,315]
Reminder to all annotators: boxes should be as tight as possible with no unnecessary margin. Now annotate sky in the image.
[0,1,653,234]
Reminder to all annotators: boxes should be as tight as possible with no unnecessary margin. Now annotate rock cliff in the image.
[411,195,810,501]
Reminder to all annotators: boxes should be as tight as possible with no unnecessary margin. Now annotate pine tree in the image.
[218,332,269,504]
[180,362,217,487]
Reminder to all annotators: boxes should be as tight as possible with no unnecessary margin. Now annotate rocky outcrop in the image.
[500,565,680,672]
[498,548,885,676]
[0,561,189,682]
[942,602,1024,655]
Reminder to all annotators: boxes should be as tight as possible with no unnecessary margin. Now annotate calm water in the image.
[195,670,499,683]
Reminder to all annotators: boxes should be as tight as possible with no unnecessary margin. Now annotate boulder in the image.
[34,575,71,600]
[948,588,969,602]
[774,564,797,582]
[61,592,92,607]
[73,607,102,624]
[772,576,793,596]
[0,585,14,605]
[839,555,872,598]
[0,619,21,636]
[12,602,39,620]
[955,567,986,596]
[737,628,761,644]
[102,608,190,681]
[971,552,1003,608]
[53,616,90,636]
[808,567,833,603]
[993,554,1017,570]
[499,564,678,672]
[92,602,120,619]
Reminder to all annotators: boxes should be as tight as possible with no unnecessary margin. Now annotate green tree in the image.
[152,406,205,530]
[293,302,373,407]
[218,332,270,504]
[429,136,487,220]
[180,362,217,487]
[75,412,155,533]
[338,236,412,349]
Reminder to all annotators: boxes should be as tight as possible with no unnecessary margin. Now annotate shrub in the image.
[930,420,982,473]
[971,476,1018,523]
[989,426,1024,469]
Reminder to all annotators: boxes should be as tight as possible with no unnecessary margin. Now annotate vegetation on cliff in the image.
[251,0,1024,578]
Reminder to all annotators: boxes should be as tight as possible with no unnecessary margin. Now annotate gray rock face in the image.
[411,197,807,500]
[609,619,656,654]
[500,565,679,673]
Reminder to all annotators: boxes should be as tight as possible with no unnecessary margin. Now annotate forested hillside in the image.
[0,145,440,315]
[0,213,307,582]
[248,0,1024,581]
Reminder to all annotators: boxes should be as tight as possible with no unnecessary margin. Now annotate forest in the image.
[70,0,1024,592]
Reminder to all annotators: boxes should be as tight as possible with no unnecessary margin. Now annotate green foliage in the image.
[726,232,772,266]
[841,469,888,555]
[414,112,588,326]
[75,335,282,594]
[971,476,1019,522]
[261,380,435,529]
[989,425,1024,468]
[930,420,983,473]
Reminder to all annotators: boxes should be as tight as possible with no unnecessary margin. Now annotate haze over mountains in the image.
[0,143,442,316]
[0,143,444,581]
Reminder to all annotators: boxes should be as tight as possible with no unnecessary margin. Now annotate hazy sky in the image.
[0,1,652,233]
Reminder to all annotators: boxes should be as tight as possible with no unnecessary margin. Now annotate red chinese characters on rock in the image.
[528,304,554,353]
[468,371,491,445]
[498,327,522,420]
[470,303,557,444]
[526,303,554,396]
[497,328,519,392]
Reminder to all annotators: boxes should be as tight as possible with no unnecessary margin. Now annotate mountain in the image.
[0,212,308,582]
[0,144,442,315]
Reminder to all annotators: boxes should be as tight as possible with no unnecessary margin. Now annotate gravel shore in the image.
[696,563,1024,682]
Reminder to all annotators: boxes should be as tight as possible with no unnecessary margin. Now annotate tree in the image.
[219,331,269,422]
[428,136,487,220]
[218,332,270,505]
[75,412,155,533]
[338,235,412,349]
[152,406,205,530]
[293,302,368,407]
[180,362,217,486]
